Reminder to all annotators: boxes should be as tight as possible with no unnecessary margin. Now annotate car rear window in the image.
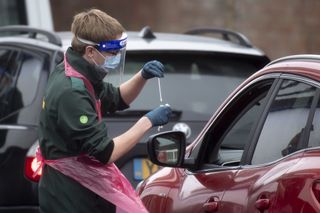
[105,52,268,121]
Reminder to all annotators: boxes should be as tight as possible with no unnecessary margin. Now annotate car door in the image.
[221,76,320,212]
[0,44,60,208]
[166,75,278,212]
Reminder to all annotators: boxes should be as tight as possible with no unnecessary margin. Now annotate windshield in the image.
[105,52,268,121]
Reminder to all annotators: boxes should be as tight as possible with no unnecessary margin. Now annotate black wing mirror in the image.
[147,131,186,167]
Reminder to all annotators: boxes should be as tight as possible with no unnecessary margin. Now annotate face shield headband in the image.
[77,33,127,85]
[77,33,127,52]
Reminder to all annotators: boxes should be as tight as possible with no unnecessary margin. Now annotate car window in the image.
[0,49,42,120]
[200,79,274,166]
[16,52,42,106]
[252,80,316,165]
[106,52,267,121]
[0,49,20,119]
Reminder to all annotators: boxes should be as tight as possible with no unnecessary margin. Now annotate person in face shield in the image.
[38,9,171,213]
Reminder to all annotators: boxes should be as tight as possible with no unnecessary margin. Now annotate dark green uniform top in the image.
[38,48,128,213]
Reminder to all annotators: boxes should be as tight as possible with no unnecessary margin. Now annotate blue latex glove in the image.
[141,60,164,79]
[145,104,172,127]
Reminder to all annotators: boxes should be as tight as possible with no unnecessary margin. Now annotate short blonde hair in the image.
[71,9,125,54]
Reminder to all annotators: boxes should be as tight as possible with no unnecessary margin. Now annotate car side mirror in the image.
[147,131,186,167]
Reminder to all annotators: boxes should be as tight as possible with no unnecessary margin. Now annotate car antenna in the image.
[139,26,156,39]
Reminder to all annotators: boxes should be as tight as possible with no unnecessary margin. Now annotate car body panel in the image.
[140,152,304,212]
[272,149,320,212]
[224,152,304,212]
[167,169,237,212]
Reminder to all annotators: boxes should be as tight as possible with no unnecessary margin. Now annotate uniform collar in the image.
[65,47,106,85]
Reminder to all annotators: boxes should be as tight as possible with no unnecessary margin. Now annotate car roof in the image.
[0,37,63,52]
[57,30,266,56]
[0,26,63,52]
[247,54,320,83]
[267,54,320,66]
[0,25,268,58]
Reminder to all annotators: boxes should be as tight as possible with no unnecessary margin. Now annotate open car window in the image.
[197,78,276,168]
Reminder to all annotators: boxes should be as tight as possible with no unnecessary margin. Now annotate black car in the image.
[0,25,269,212]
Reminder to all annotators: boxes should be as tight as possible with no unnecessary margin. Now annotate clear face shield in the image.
[77,33,127,85]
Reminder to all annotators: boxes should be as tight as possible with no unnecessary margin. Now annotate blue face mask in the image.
[96,50,121,71]
[103,53,121,70]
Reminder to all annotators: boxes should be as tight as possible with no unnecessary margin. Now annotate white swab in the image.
[158,78,163,132]
[158,78,163,103]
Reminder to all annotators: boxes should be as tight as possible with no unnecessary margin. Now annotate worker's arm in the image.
[120,60,164,105]
[108,104,171,163]
[119,70,147,105]
[108,117,151,163]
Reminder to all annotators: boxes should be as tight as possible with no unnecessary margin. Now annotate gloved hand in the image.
[145,104,172,127]
[141,60,164,79]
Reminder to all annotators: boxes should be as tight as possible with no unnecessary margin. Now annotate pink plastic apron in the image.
[35,55,148,213]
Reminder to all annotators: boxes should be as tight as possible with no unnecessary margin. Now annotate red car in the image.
[137,55,320,213]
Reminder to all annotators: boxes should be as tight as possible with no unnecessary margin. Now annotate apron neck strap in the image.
[64,54,102,121]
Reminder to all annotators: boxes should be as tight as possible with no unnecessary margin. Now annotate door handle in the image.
[255,198,270,211]
[203,201,218,212]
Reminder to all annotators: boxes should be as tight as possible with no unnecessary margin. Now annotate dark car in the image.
[139,55,320,213]
[0,25,269,212]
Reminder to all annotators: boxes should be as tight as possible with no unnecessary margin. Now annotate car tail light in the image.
[24,142,42,182]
